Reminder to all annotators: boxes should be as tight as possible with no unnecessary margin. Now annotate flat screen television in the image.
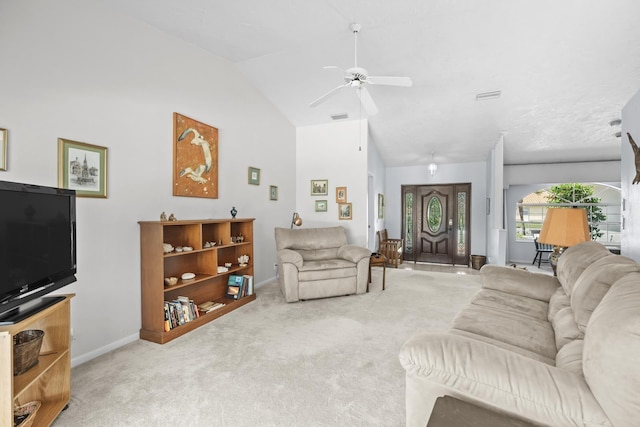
[0,180,77,324]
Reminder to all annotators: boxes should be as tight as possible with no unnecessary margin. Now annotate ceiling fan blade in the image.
[357,87,379,116]
[323,65,347,73]
[309,83,348,108]
[367,76,413,87]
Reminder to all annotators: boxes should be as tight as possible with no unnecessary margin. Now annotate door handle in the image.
[448,218,453,231]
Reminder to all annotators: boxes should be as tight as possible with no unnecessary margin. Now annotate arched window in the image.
[515,183,621,246]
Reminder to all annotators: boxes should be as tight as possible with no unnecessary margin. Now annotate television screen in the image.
[0,181,76,322]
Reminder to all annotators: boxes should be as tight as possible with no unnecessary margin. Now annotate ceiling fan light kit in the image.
[309,23,413,115]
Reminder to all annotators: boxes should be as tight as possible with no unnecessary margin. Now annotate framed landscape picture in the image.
[336,186,347,203]
[58,138,108,198]
[311,179,328,196]
[270,185,278,200]
[338,202,352,220]
[173,112,218,199]
[378,193,384,218]
[315,200,327,212]
[248,167,260,185]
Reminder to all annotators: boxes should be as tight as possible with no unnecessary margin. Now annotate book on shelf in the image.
[226,275,244,300]
[163,297,200,330]
[197,300,226,314]
[242,275,254,296]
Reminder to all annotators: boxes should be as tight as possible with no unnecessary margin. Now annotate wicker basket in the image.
[13,400,41,427]
[13,330,45,376]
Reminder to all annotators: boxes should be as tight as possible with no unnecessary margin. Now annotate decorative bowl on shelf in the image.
[164,277,178,286]
[181,272,196,280]
[224,262,232,268]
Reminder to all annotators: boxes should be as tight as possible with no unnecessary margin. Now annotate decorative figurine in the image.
[238,254,249,267]
[168,213,177,221]
[230,207,237,218]
[160,212,167,221]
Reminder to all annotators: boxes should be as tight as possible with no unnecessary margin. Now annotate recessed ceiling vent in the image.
[475,90,501,101]
[330,113,349,120]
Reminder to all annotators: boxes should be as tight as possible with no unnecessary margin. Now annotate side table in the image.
[368,253,386,291]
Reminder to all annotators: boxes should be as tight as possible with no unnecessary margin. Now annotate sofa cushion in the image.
[550,307,583,351]
[583,272,640,426]
[547,287,570,322]
[275,226,348,251]
[571,254,640,332]
[299,260,356,281]
[470,289,549,321]
[556,241,610,296]
[451,305,557,360]
[555,339,583,376]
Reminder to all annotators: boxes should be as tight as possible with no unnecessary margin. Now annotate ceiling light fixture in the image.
[428,152,438,176]
[475,90,501,101]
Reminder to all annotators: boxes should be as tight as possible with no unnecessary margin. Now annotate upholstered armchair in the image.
[274,226,371,302]
[377,229,403,268]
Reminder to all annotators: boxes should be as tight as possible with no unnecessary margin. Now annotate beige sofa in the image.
[274,226,371,302]
[399,241,640,426]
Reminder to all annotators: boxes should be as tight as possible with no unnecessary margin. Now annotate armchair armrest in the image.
[337,245,371,263]
[277,248,303,269]
[481,265,560,302]
[399,332,609,427]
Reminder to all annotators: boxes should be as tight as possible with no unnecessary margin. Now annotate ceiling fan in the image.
[309,23,413,116]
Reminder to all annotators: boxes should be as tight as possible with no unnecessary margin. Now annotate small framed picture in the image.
[336,186,347,203]
[0,128,7,171]
[315,200,328,212]
[248,166,260,185]
[311,179,328,196]
[378,193,384,219]
[58,138,108,198]
[269,185,278,201]
[338,202,352,220]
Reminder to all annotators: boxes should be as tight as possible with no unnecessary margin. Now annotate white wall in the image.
[295,120,369,246]
[0,0,296,365]
[622,89,640,261]
[385,162,488,259]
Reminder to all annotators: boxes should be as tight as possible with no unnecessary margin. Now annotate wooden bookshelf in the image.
[138,218,255,344]
[0,294,74,427]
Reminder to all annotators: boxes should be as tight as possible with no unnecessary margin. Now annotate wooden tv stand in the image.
[0,294,74,426]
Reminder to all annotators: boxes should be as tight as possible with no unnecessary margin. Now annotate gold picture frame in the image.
[173,112,218,198]
[336,186,347,203]
[0,128,7,171]
[58,138,108,198]
[338,202,352,220]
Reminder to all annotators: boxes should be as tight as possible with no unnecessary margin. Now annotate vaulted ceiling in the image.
[97,0,640,167]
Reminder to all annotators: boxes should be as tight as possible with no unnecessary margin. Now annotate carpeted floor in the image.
[52,269,481,427]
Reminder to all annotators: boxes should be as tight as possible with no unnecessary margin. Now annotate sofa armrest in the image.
[481,265,560,302]
[399,332,610,427]
[277,248,303,269]
[337,245,371,263]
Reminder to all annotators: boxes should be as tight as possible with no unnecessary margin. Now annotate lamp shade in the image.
[538,208,590,247]
[290,212,302,228]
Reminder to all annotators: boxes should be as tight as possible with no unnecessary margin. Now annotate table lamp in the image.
[538,207,590,275]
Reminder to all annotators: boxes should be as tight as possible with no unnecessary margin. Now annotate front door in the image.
[402,183,471,265]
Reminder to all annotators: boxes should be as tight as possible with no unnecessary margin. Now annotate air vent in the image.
[330,113,349,120]
[475,90,501,101]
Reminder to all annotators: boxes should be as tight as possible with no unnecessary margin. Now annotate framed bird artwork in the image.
[173,112,219,198]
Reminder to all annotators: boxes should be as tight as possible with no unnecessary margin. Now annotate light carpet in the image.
[52,269,480,427]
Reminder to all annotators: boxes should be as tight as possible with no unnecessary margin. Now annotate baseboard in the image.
[71,277,277,367]
[71,332,139,368]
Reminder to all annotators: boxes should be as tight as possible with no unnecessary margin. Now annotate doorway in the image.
[402,183,471,265]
